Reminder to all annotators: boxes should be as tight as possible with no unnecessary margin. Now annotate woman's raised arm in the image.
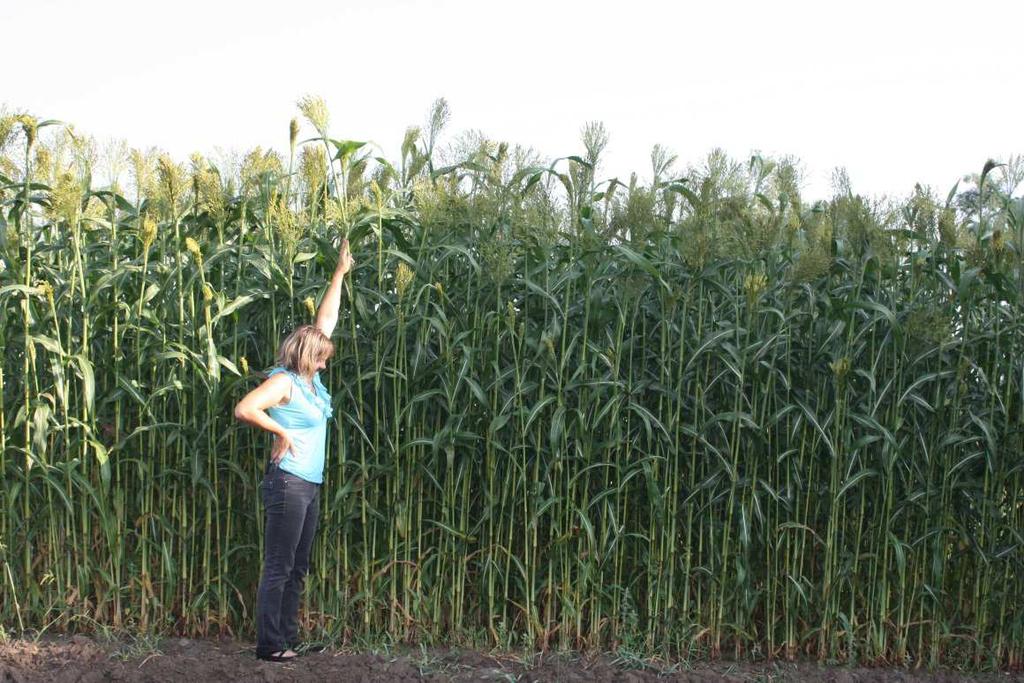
[315,238,353,338]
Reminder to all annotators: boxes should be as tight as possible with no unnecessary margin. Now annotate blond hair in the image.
[275,324,334,376]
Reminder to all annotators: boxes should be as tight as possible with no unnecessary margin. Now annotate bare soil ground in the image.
[0,636,1020,682]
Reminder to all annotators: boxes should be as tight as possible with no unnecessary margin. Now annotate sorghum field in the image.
[1,99,1022,679]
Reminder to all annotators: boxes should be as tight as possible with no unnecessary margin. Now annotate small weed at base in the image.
[109,633,163,662]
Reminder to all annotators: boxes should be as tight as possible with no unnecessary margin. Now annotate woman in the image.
[234,239,353,662]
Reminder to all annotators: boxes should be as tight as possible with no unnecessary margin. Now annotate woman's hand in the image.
[337,238,354,275]
[270,431,295,464]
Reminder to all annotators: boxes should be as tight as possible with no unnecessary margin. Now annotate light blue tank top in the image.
[266,366,333,484]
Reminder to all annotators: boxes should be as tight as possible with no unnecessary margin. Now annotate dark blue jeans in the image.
[255,463,320,656]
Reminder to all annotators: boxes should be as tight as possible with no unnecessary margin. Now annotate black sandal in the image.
[257,649,298,662]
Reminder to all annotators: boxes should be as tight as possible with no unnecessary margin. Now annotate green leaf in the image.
[525,396,556,432]
[217,355,241,377]
[29,334,65,356]
[213,293,263,325]
[71,354,95,417]
[834,469,877,500]
[329,139,367,162]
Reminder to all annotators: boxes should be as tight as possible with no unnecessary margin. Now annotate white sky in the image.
[3,0,1022,200]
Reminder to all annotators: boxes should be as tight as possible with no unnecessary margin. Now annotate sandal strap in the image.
[257,649,297,661]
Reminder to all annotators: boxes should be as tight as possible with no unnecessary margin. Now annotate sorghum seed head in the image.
[184,236,202,260]
[141,215,158,249]
[15,114,38,149]
[49,171,83,224]
[35,280,54,303]
[297,95,330,136]
[743,272,768,301]
[830,357,851,379]
[396,261,414,298]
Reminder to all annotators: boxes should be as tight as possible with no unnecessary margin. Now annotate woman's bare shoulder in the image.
[259,372,294,404]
